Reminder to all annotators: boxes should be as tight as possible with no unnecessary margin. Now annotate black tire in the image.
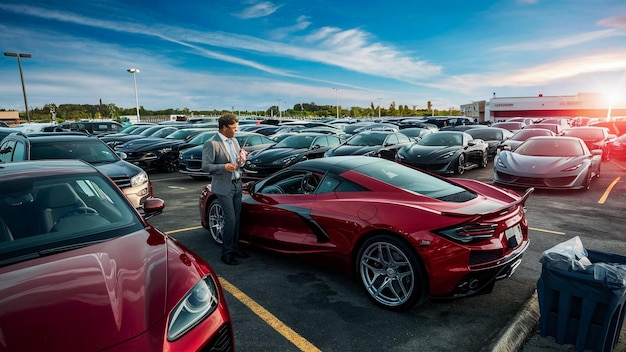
[455,154,466,175]
[582,170,592,191]
[603,147,611,161]
[479,151,488,168]
[159,152,179,173]
[355,234,427,311]
[207,199,224,244]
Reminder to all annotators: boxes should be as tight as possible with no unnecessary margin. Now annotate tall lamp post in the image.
[4,52,32,123]
[333,88,339,118]
[127,68,141,123]
[377,97,383,118]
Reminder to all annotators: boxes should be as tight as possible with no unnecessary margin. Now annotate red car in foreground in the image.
[200,156,532,311]
[0,160,233,351]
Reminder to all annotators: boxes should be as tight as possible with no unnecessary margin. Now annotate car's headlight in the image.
[280,154,299,165]
[167,276,219,341]
[440,151,454,159]
[496,158,506,168]
[130,171,149,187]
[561,163,582,172]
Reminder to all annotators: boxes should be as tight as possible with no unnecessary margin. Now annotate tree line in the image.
[2,100,460,123]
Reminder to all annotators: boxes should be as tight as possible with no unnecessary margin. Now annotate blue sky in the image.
[1,0,626,113]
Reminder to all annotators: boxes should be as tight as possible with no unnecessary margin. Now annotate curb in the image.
[482,290,540,352]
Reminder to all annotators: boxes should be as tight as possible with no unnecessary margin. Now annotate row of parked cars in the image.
[1,115,623,350]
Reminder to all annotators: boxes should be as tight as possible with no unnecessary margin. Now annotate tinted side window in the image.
[12,141,26,161]
[0,140,16,162]
[314,136,329,147]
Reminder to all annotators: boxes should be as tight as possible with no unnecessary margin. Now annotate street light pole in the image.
[377,97,383,118]
[333,88,339,118]
[4,52,32,123]
[127,68,141,123]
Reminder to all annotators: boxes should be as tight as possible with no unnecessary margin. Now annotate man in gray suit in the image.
[201,113,249,265]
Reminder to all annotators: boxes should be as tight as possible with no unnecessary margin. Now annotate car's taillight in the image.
[434,223,498,244]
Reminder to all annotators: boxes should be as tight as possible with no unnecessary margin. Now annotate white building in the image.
[484,92,626,122]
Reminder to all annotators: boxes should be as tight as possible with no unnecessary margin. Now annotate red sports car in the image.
[0,160,233,351]
[200,156,532,311]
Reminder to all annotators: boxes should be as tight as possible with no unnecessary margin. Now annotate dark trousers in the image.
[217,181,242,256]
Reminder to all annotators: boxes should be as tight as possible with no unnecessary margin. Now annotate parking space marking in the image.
[529,227,565,236]
[164,225,203,234]
[598,177,621,204]
[219,277,322,352]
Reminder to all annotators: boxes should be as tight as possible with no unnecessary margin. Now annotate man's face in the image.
[221,123,238,138]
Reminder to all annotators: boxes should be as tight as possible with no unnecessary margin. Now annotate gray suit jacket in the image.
[201,133,242,195]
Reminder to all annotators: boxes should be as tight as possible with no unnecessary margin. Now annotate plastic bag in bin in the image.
[540,236,592,272]
[594,262,626,288]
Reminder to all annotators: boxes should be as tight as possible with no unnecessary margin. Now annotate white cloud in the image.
[233,1,283,19]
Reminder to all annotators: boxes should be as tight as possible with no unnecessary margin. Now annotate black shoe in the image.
[221,255,239,265]
[233,251,250,258]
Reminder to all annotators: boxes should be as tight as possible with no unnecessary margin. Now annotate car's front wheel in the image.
[159,152,179,173]
[455,154,466,175]
[479,151,488,168]
[356,234,427,311]
[207,199,224,244]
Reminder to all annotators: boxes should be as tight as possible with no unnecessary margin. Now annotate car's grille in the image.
[469,250,503,265]
[496,171,576,187]
[185,160,203,169]
[108,175,132,189]
[199,324,233,352]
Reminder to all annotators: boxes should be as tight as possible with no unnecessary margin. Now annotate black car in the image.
[464,127,514,158]
[100,125,179,148]
[243,133,341,179]
[395,131,489,175]
[0,132,150,208]
[114,128,210,172]
[178,132,275,179]
[324,130,413,160]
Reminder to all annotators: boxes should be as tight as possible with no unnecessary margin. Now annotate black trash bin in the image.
[537,249,626,352]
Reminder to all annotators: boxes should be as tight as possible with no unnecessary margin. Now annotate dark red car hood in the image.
[0,231,168,351]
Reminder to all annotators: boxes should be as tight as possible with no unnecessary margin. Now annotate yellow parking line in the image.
[529,227,566,236]
[219,277,322,352]
[164,226,203,235]
[598,177,621,204]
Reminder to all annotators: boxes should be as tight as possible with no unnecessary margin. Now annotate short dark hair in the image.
[218,113,239,129]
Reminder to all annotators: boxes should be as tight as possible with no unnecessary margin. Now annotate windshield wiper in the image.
[38,239,107,257]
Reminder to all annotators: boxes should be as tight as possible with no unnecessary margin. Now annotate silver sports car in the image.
[493,136,601,190]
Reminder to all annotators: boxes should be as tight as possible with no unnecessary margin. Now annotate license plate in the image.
[505,224,523,248]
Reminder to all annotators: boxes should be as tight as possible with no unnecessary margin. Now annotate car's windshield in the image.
[151,128,177,138]
[515,139,584,157]
[563,129,604,139]
[346,133,387,146]
[510,129,549,141]
[31,140,119,163]
[275,135,315,149]
[354,159,476,202]
[188,131,217,145]
[418,133,462,146]
[165,129,202,140]
[469,129,501,140]
[0,173,142,267]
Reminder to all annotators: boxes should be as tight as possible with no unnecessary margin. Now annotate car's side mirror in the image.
[116,151,128,160]
[311,144,321,150]
[143,197,165,220]
[245,180,256,194]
